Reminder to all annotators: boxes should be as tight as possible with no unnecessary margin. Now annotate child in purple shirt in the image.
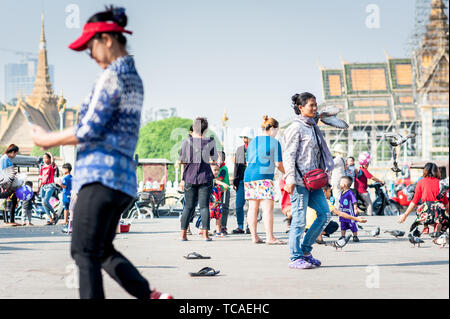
[339,176,360,242]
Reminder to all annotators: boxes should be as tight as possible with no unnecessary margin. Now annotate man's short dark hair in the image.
[341,176,353,187]
[62,163,72,172]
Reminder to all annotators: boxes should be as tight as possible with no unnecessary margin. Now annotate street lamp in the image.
[58,93,66,161]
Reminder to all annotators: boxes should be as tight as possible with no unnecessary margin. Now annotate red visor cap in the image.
[69,22,133,51]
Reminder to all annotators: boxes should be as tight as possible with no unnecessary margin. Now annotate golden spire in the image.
[58,90,67,112]
[27,11,54,106]
[221,110,229,128]
[40,11,46,48]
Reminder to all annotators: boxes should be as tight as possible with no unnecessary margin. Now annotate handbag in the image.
[295,128,329,191]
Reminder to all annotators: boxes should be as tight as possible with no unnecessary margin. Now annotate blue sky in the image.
[0,0,417,128]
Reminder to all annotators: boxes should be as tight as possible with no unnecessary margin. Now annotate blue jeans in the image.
[235,180,246,229]
[40,184,55,218]
[289,185,331,261]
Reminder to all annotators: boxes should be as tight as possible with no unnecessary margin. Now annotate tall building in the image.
[318,0,448,163]
[0,13,77,154]
[4,58,54,104]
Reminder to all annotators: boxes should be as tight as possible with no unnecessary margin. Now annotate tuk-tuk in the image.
[11,155,42,171]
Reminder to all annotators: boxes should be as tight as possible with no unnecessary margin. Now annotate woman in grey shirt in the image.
[179,117,218,241]
[283,92,334,269]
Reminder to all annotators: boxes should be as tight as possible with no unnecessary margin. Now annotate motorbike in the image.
[390,183,416,214]
[356,182,401,216]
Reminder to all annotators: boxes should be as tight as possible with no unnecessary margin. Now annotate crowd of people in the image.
[0,145,73,228]
[175,92,448,270]
[0,5,445,300]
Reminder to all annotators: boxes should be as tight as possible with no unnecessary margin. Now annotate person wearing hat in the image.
[330,144,347,208]
[231,127,254,234]
[31,6,172,299]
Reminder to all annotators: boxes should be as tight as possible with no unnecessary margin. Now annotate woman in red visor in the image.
[31,6,172,300]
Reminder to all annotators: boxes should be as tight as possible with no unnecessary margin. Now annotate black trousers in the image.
[71,183,151,299]
[180,182,212,230]
[220,189,230,228]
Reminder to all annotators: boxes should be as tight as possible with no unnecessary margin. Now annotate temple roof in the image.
[0,12,79,150]
[321,58,413,99]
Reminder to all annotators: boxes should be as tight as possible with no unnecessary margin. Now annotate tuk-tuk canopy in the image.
[410,160,449,179]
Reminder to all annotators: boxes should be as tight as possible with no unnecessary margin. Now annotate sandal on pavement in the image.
[183,252,211,260]
[189,267,220,277]
[253,239,265,244]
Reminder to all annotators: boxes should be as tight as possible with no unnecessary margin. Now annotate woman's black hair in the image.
[423,162,441,179]
[88,5,128,46]
[4,144,19,154]
[291,92,316,115]
[193,117,209,135]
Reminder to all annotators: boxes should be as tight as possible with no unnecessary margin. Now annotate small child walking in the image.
[217,151,231,235]
[58,163,73,225]
[306,184,367,244]
[210,164,229,237]
[21,181,35,226]
[339,176,360,242]
[279,179,293,233]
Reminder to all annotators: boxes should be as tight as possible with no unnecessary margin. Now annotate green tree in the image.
[135,117,222,182]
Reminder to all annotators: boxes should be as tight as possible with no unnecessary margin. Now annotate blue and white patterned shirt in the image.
[73,55,143,198]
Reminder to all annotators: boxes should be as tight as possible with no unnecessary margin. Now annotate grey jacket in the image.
[283,117,334,186]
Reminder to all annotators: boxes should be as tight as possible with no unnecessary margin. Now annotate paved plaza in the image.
[0,214,448,299]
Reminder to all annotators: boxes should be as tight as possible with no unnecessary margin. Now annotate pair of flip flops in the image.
[184,252,220,277]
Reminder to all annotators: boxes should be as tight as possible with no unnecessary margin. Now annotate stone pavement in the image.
[0,214,448,299]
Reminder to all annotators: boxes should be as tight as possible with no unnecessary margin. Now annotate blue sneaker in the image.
[302,254,321,267]
[289,259,314,269]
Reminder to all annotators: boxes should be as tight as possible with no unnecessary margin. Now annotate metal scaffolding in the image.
[411,0,449,159]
